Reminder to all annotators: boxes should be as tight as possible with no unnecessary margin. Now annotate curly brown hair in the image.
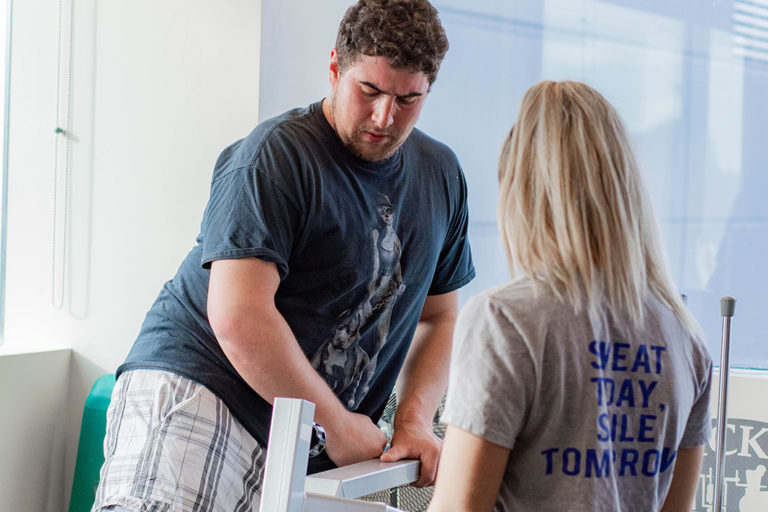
[335,0,449,85]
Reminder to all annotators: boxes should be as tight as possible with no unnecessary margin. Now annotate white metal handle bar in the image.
[259,397,420,512]
[306,458,420,498]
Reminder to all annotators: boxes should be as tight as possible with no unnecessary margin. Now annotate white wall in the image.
[0,348,70,512]
[258,0,349,121]
[0,0,262,509]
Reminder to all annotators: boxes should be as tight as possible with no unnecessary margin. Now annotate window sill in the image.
[0,342,70,358]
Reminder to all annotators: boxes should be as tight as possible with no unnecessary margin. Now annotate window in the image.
[419,0,768,371]
[414,4,767,507]
[0,0,12,344]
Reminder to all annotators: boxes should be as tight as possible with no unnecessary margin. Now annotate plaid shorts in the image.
[92,369,265,512]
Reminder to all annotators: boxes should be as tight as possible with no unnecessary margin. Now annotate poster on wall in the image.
[694,419,768,510]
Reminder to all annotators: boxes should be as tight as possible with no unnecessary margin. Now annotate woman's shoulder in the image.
[466,278,569,317]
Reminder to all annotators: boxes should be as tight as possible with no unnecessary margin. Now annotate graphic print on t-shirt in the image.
[541,340,676,478]
[310,193,406,409]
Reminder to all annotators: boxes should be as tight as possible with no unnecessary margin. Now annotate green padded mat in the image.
[68,374,116,512]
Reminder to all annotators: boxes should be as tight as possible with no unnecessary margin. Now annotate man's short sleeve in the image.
[199,165,300,280]
[428,165,475,295]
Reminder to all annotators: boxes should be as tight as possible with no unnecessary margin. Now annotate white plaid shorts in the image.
[92,369,265,512]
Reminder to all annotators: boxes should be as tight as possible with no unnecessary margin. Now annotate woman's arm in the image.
[660,445,704,512]
[427,425,510,512]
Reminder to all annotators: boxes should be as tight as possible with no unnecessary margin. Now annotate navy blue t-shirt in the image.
[119,101,475,472]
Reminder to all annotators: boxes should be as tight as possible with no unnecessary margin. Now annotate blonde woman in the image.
[428,81,712,512]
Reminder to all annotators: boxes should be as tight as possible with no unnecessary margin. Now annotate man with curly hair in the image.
[92,1,474,510]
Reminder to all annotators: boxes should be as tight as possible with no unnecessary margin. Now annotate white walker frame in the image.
[259,397,421,511]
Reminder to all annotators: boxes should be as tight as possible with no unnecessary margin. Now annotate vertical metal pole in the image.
[713,296,735,512]
[259,398,316,512]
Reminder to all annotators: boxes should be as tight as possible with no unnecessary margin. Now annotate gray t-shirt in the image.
[442,278,712,511]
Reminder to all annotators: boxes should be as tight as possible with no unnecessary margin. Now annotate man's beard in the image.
[345,128,402,162]
[330,96,404,163]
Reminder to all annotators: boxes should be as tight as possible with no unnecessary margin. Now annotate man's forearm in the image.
[395,321,452,427]
[212,299,389,466]
[394,291,458,429]
[214,303,347,429]
[207,257,387,466]
[379,291,458,486]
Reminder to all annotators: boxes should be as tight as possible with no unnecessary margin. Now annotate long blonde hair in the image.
[497,80,700,336]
